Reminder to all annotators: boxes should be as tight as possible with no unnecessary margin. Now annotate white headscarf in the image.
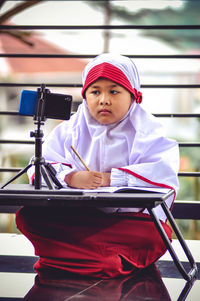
[37,53,179,220]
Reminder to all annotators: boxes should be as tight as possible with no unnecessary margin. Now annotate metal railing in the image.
[0,24,200,183]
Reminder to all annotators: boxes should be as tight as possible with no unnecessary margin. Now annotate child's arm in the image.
[65,171,110,189]
[110,136,179,192]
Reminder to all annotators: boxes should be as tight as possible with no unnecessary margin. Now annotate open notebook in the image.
[60,186,171,194]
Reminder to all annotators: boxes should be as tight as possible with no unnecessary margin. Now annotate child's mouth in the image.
[99,109,111,114]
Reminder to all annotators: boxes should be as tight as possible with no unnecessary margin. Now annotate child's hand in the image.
[65,171,104,189]
[100,172,111,187]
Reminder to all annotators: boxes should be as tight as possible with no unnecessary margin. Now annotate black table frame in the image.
[0,186,198,282]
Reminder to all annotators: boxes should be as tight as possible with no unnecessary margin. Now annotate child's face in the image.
[85,78,132,125]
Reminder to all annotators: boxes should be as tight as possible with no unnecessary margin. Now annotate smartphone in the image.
[19,90,72,120]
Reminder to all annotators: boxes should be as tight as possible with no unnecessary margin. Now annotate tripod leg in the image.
[1,164,32,189]
[45,163,63,189]
[41,165,56,190]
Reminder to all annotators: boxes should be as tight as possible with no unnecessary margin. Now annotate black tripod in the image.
[1,84,63,190]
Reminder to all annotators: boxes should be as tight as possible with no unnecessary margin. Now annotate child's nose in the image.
[99,93,110,105]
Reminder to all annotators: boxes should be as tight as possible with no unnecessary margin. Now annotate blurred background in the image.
[0,0,200,238]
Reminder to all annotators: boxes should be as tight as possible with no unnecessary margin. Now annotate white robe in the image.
[28,100,179,221]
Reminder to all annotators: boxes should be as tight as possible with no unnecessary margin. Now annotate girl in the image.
[16,53,179,279]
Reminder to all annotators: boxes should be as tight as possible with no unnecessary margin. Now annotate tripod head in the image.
[34,84,50,122]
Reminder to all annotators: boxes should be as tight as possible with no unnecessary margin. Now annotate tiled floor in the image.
[0,234,199,300]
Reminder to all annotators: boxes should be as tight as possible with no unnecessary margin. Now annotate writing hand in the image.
[65,171,104,189]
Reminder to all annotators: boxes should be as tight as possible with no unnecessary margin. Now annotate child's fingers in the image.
[93,172,103,184]
[92,171,103,178]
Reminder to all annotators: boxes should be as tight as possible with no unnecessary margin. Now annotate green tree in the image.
[86,0,200,50]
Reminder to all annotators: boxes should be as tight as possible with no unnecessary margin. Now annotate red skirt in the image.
[16,206,172,279]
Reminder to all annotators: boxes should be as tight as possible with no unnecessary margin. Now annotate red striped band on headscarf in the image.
[82,62,142,104]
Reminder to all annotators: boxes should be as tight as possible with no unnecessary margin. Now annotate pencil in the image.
[71,145,90,171]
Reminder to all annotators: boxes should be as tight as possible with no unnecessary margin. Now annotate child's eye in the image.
[110,90,118,94]
[91,90,99,95]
